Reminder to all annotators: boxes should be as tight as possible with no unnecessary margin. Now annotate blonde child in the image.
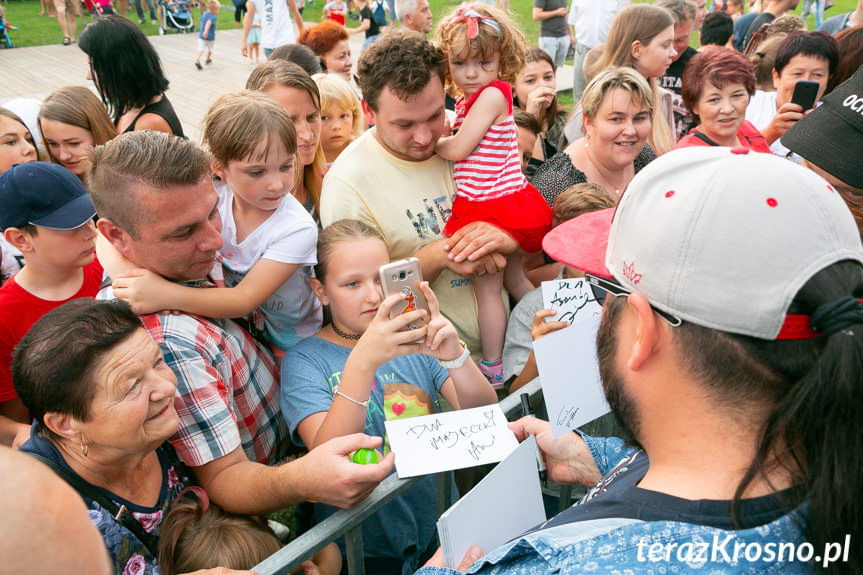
[312,73,363,165]
[159,486,341,575]
[435,3,553,387]
[110,91,322,354]
[195,0,220,70]
[247,11,261,63]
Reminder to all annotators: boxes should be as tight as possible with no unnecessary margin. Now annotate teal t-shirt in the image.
[280,336,451,572]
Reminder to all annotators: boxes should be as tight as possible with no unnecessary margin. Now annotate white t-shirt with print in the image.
[216,181,322,351]
[249,0,296,50]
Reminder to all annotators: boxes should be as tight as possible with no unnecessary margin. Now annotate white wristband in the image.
[438,340,470,369]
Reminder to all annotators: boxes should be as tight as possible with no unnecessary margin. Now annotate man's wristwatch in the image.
[438,340,470,369]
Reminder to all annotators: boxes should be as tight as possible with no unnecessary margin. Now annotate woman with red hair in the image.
[676,46,771,152]
[299,21,353,84]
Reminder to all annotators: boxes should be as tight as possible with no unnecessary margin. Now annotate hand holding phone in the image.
[379,258,430,340]
[791,80,820,113]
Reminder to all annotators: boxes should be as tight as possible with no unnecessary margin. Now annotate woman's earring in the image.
[80,439,89,457]
[584,135,590,149]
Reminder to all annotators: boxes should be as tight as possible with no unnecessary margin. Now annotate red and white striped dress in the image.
[444,80,552,253]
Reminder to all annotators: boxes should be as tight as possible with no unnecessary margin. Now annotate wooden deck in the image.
[0,28,300,141]
[0,25,573,142]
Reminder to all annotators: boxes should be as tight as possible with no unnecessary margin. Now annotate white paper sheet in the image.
[437,436,547,568]
[384,404,519,478]
[533,314,610,437]
[541,278,602,325]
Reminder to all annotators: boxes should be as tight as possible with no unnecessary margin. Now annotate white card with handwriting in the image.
[541,278,602,325]
[533,314,610,437]
[385,404,519,478]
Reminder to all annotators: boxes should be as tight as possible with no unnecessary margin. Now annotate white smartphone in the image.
[379,258,429,340]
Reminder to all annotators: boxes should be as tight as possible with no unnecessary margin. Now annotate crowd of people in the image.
[1,0,862,573]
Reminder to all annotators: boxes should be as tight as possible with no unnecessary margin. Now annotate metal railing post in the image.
[436,471,452,518]
[344,527,365,575]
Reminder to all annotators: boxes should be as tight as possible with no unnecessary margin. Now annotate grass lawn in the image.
[3,0,856,49]
[1,0,243,47]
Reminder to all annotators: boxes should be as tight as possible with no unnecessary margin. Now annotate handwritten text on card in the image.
[541,278,602,325]
[385,405,519,478]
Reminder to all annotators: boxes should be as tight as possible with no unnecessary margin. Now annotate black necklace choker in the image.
[331,323,362,340]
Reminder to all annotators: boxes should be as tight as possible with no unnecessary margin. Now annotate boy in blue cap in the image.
[0,161,102,448]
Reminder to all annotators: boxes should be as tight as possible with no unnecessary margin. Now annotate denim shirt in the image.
[416,436,813,574]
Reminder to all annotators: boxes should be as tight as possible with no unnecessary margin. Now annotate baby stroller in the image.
[0,11,14,49]
[157,0,195,34]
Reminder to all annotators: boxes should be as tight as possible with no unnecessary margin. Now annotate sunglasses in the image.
[585,273,683,327]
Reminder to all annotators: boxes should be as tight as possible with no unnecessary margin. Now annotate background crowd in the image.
[1,0,862,573]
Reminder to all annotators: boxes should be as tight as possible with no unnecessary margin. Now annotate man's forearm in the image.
[198,457,306,515]
[241,7,252,43]
[288,0,303,34]
[413,238,449,284]
[532,7,556,20]
[193,436,394,513]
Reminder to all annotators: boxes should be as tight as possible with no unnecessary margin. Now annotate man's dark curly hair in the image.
[357,29,446,112]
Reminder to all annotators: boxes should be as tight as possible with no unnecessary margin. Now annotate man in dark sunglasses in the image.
[420,147,863,573]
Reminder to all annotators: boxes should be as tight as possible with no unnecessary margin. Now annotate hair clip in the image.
[452,3,501,39]
[173,486,211,514]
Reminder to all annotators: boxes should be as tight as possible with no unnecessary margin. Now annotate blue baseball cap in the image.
[0,162,96,231]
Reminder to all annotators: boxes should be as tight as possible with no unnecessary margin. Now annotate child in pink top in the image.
[436,3,552,387]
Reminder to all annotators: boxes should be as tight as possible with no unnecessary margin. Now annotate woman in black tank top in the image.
[78,16,185,138]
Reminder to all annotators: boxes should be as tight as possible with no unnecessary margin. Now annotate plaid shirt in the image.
[100,264,288,467]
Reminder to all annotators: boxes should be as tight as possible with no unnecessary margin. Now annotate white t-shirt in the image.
[745,90,777,132]
[0,237,23,284]
[216,181,322,351]
[321,131,485,358]
[248,0,296,50]
[745,90,801,163]
[568,0,630,48]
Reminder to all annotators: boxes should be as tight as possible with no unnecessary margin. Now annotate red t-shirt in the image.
[0,258,104,402]
[675,120,772,154]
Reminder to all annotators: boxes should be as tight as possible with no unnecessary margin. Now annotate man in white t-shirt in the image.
[568,0,629,102]
[321,30,518,362]
[242,0,304,58]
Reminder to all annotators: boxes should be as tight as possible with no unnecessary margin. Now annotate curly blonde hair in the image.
[435,3,526,92]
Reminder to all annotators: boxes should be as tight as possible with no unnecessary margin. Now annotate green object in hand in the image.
[352,448,379,465]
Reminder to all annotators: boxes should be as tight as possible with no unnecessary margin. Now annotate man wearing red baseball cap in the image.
[420,146,863,573]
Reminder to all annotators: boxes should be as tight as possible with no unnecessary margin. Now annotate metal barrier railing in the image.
[253,378,552,575]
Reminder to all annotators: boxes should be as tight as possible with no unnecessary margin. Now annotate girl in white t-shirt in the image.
[111,91,322,354]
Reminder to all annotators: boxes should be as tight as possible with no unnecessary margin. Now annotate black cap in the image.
[781,65,863,189]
